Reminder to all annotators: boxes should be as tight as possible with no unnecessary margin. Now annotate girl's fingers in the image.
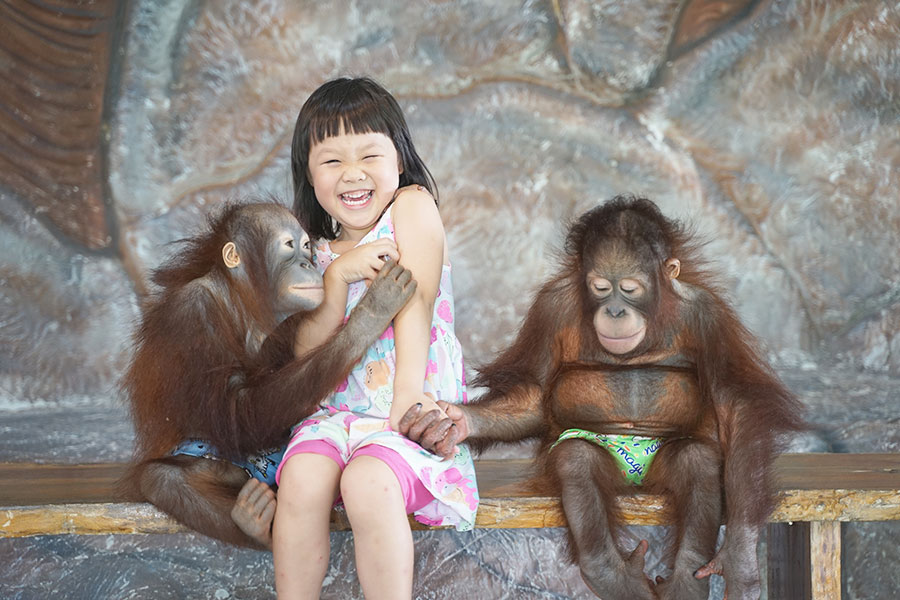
[381,247,400,262]
[368,251,399,271]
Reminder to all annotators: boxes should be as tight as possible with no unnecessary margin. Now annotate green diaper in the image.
[549,428,662,485]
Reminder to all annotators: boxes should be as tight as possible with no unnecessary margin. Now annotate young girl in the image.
[272,77,478,599]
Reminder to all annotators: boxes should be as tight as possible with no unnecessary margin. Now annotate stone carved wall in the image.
[1,1,898,598]
[2,0,898,407]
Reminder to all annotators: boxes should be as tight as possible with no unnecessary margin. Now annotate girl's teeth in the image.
[341,191,371,206]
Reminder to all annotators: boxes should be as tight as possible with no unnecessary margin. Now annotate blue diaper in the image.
[172,439,285,487]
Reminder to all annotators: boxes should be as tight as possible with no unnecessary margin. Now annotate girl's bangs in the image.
[307,101,392,146]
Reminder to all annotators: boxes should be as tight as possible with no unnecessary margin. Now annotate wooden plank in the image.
[1,503,184,537]
[767,522,811,600]
[810,521,841,600]
[773,453,900,490]
[4,454,900,506]
[2,488,898,538]
[770,489,900,522]
[0,460,540,506]
[0,496,659,537]
[0,462,124,505]
[2,454,900,537]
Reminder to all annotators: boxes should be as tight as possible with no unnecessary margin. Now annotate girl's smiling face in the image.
[308,129,402,244]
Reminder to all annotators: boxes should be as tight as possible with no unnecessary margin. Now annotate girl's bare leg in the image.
[341,455,414,600]
[273,454,341,599]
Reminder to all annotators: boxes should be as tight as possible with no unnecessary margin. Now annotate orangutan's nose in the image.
[606,305,626,319]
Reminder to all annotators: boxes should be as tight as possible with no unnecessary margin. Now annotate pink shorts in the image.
[278,440,434,514]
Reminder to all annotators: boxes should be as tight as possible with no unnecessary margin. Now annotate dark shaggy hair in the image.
[290,77,438,240]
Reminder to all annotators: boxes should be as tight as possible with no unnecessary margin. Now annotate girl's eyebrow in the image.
[312,139,387,154]
[310,142,338,154]
[359,140,389,152]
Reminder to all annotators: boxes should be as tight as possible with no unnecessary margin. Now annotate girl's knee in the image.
[340,455,403,511]
[278,454,341,512]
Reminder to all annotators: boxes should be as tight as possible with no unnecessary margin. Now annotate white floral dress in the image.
[282,203,478,530]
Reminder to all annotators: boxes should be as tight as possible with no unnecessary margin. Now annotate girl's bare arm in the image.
[388,188,447,429]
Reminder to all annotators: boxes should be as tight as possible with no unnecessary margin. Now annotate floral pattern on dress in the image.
[283,203,478,530]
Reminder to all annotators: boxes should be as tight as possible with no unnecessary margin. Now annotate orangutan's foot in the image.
[230,478,276,549]
[581,540,657,600]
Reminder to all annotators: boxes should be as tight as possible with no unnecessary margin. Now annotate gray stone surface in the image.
[0,529,600,600]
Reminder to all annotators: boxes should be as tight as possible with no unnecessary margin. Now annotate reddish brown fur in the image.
[121,202,413,548]
[123,204,315,466]
[467,196,805,598]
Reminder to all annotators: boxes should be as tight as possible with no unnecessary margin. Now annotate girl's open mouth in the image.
[340,190,373,207]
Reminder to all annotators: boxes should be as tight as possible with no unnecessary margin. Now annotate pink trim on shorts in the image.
[353,444,434,514]
[275,440,345,486]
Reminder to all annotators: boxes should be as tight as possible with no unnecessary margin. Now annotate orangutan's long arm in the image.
[692,293,805,596]
[463,385,545,448]
[234,260,416,454]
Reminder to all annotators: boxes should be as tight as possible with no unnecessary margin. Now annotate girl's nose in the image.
[342,166,367,182]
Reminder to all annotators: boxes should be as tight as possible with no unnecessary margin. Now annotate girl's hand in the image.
[390,391,445,431]
[397,400,467,459]
[328,239,399,284]
[392,393,462,459]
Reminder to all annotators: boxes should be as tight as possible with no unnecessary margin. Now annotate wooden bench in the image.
[2,453,899,599]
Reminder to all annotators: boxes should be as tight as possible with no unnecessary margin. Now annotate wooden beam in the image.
[1,503,184,537]
[767,522,811,600]
[2,454,900,538]
[810,521,841,599]
[0,462,126,505]
[770,489,900,522]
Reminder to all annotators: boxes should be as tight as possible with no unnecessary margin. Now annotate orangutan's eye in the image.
[589,277,612,297]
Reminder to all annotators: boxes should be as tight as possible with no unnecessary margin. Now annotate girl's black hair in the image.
[290,77,438,240]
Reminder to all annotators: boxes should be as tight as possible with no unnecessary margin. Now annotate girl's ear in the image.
[397,156,404,175]
[222,242,241,268]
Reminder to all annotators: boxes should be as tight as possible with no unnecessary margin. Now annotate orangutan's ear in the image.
[665,258,681,280]
[222,242,241,269]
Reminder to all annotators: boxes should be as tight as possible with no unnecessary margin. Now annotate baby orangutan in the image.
[402,196,804,600]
